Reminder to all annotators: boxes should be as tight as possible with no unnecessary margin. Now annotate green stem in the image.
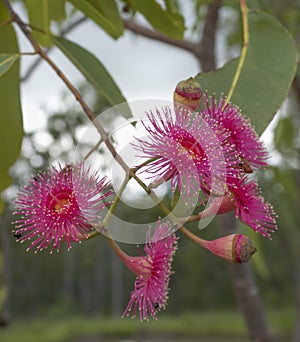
[87,174,130,240]
[132,174,179,224]
[103,176,129,227]
[0,18,11,27]
[2,0,212,254]
[107,234,128,262]
[133,157,159,171]
[132,174,210,247]
[18,51,38,56]
[179,226,207,247]
[83,138,103,161]
[87,174,133,263]
[225,0,249,106]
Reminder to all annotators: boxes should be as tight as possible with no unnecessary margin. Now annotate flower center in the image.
[48,192,72,213]
[180,138,204,160]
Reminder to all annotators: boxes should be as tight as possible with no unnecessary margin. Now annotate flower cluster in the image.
[12,77,278,321]
[135,77,277,238]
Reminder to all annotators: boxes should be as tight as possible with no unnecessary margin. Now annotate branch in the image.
[0,18,12,27]
[123,18,199,54]
[5,0,190,238]
[124,0,222,72]
[2,0,128,172]
[199,0,222,72]
[5,0,181,229]
[83,138,103,161]
[21,16,87,82]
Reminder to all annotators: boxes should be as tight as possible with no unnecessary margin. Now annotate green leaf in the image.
[164,0,180,12]
[68,0,124,39]
[128,0,185,39]
[25,0,51,46]
[0,54,20,78]
[196,11,298,135]
[48,0,66,22]
[24,0,66,46]
[0,4,23,213]
[85,0,123,33]
[52,36,131,118]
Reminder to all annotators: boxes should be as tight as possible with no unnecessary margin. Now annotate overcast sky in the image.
[13,0,277,153]
[17,2,204,133]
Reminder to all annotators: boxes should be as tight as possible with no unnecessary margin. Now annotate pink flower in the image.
[122,221,178,321]
[135,106,239,200]
[199,93,269,170]
[13,163,112,253]
[200,177,277,238]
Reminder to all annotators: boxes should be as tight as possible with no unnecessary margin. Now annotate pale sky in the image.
[18,2,201,133]
[15,2,274,147]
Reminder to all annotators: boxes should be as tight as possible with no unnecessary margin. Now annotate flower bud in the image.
[203,233,257,263]
[173,77,202,110]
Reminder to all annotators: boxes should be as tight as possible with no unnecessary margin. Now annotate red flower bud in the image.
[173,77,202,110]
[201,233,257,263]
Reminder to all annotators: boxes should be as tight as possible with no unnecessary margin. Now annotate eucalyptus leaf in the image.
[25,0,51,46]
[68,0,124,39]
[24,0,66,46]
[0,4,23,213]
[85,0,123,33]
[128,0,185,39]
[196,11,298,135]
[48,0,66,22]
[164,0,180,12]
[0,54,20,78]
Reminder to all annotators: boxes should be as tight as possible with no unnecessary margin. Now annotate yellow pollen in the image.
[179,145,196,159]
[54,198,70,212]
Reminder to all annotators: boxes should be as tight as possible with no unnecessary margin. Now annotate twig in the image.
[88,173,130,240]
[131,157,159,173]
[123,0,222,72]
[4,0,213,247]
[88,156,209,260]
[2,0,129,173]
[5,0,180,234]
[0,18,12,27]
[225,0,249,105]
[123,18,199,55]
[21,16,87,82]
[19,51,38,56]
[83,138,103,161]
